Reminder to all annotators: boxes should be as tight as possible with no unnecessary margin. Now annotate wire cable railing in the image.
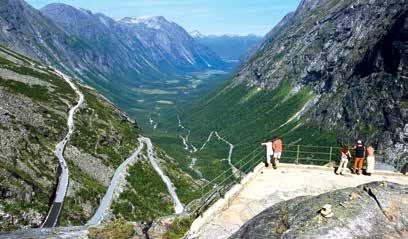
[188,146,264,216]
[187,143,402,218]
[196,145,264,194]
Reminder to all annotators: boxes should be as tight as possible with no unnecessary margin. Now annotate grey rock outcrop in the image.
[230,181,408,239]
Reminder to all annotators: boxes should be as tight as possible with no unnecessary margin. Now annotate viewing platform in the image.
[187,163,408,239]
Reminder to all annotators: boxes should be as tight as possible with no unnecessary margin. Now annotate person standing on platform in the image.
[261,140,274,168]
[272,137,283,169]
[366,145,375,176]
[336,145,351,175]
[353,140,365,175]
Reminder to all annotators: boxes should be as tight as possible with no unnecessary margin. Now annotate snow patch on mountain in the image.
[120,16,171,30]
[190,30,205,38]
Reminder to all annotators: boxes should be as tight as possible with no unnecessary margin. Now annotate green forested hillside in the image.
[146,78,337,186]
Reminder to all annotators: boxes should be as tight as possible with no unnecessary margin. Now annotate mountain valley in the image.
[0,0,407,238]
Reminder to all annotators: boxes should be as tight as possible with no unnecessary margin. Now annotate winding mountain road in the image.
[42,74,183,226]
[41,70,84,228]
[142,137,184,214]
[87,141,145,225]
[87,137,184,225]
[177,115,240,178]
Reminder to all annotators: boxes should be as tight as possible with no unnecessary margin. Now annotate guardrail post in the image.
[329,147,333,164]
[296,145,300,164]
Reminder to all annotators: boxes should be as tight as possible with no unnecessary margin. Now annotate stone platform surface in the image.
[189,164,408,239]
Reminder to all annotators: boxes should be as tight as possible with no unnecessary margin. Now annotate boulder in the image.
[230,181,408,239]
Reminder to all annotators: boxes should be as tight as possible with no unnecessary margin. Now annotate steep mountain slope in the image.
[0,45,74,231]
[192,32,262,63]
[0,45,200,231]
[0,44,142,231]
[0,0,97,74]
[119,16,225,71]
[58,86,141,226]
[180,0,408,172]
[0,0,127,103]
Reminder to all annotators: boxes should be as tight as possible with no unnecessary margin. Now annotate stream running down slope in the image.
[177,115,203,178]
[41,70,84,228]
[178,115,198,153]
[87,141,145,225]
[200,131,241,178]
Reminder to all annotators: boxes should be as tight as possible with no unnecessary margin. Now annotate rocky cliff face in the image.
[238,0,408,165]
[183,0,407,171]
[230,181,408,239]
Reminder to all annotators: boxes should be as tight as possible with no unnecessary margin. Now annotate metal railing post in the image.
[329,147,333,164]
[296,145,300,164]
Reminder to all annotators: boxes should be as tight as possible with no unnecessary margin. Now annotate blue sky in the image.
[27,0,301,36]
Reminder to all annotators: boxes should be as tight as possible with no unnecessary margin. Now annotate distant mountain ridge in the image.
[0,0,227,115]
[190,30,262,62]
[40,3,226,73]
[118,15,224,70]
[190,30,205,38]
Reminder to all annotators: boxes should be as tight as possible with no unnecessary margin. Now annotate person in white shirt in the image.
[261,140,274,168]
[336,145,351,175]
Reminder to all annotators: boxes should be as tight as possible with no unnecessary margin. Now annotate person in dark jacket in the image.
[352,140,365,175]
[401,163,408,175]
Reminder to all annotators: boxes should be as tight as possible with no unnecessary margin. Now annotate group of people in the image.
[261,138,376,176]
[336,140,375,176]
[261,137,283,169]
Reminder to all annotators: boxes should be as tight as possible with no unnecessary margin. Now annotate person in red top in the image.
[272,137,283,169]
[336,145,351,175]
[366,145,375,176]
